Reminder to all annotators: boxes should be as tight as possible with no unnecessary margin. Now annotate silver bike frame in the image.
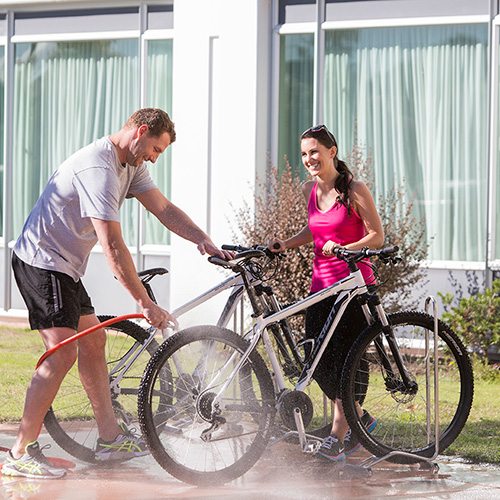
[212,267,370,402]
[108,272,256,390]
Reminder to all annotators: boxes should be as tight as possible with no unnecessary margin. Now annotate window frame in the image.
[274,11,496,270]
[1,5,175,311]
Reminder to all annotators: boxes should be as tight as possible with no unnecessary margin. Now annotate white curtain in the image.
[144,39,173,245]
[324,25,488,262]
[278,34,314,174]
[13,40,139,242]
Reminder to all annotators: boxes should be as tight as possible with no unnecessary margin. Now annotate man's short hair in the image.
[126,108,176,142]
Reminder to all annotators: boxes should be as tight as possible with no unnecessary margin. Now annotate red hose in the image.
[36,313,145,369]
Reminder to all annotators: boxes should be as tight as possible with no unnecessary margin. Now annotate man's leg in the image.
[76,314,149,461]
[10,328,77,458]
[76,314,121,441]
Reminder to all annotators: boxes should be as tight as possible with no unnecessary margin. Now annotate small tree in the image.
[233,147,428,310]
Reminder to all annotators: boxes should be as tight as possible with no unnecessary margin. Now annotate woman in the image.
[269,124,384,462]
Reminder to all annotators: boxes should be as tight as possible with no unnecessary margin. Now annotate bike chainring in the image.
[277,390,314,430]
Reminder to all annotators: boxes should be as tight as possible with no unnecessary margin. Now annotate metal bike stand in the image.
[360,296,441,473]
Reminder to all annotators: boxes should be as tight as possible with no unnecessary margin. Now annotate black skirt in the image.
[305,295,368,400]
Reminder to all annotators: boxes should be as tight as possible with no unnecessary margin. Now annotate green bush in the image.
[440,280,500,359]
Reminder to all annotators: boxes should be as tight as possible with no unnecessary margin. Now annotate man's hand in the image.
[197,237,233,260]
[142,301,178,330]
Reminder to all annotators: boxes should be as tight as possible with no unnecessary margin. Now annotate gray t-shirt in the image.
[14,137,156,280]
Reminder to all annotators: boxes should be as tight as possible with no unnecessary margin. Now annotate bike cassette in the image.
[196,391,222,422]
[277,390,313,430]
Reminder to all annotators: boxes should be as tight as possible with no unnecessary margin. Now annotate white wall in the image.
[169,0,271,328]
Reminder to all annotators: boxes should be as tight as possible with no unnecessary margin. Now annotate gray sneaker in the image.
[2,442,66,479]
[95,426,149,462]
[316,435,346,462]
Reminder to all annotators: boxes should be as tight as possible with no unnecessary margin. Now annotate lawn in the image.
[0,325,499,463]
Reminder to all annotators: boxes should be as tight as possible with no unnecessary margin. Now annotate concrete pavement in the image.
[1,424,500,499]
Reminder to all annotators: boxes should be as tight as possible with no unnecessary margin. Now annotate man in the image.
[4,108,231,479]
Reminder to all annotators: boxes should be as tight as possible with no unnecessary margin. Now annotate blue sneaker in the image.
[344,410,377,456]
[316,435,345,462]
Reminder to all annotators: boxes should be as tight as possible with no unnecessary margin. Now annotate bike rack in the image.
[360,296,441,473]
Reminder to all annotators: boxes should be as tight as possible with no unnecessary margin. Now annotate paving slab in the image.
[1,425,499,499]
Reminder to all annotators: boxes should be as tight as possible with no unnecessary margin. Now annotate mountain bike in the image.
[43,249,329,462]
[137,246,474,486]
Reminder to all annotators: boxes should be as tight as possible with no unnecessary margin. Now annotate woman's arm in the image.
[322,180,384,254]
[345,180,384,250]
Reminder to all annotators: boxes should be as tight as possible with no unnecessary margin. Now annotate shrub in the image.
[233,147,428,310]
[441,279,500,360]
[233,164,313,305]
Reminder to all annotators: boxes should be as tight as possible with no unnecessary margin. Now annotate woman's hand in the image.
[322,240,341,256]
[268,238,286,253]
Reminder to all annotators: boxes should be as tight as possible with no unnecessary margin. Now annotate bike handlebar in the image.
[333,245,399,261]
[211,244,399,271]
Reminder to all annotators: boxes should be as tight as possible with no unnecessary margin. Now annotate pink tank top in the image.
[308,182,375,293]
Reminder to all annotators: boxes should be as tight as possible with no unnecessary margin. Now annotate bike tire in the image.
[341,311,473,462]
[138,325,275,486]
[44,316,168,463]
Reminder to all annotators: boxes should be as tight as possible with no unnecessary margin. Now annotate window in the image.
[278,23,488,262]
[13,39,139,243]
[323,25,488,262]
[278,33,314,173]
[144,38,173,245]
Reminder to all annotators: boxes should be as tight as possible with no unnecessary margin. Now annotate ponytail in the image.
[334,158,354,214]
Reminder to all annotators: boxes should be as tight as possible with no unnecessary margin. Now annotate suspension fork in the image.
[370,295,417,392]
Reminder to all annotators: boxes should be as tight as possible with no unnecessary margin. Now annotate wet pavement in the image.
[1,424,499,499]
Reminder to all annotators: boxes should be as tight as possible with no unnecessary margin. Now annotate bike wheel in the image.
[138,325,275,486]
[44,316,168,463]
[341,311,473,462]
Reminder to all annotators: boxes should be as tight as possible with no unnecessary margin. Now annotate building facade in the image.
[0,0,499,324]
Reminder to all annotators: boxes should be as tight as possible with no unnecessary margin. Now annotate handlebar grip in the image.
[222,244,241,251]
[208,256,230,267]
[383,245,399,254]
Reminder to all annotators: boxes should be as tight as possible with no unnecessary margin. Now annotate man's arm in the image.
[135,188,231,259]
[91,218,176,329]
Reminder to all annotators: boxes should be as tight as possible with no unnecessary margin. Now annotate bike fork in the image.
[373,304,416,391]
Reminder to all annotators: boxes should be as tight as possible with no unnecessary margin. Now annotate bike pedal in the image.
[304,439,321,454]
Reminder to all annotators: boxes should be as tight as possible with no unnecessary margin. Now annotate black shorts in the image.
[12,252,95,331]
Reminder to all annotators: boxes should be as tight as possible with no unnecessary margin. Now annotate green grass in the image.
[0,325,499,463]
[443,377,500,464]
[0,326,42,420]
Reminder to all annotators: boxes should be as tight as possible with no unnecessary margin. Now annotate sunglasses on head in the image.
[301,124,337,147]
